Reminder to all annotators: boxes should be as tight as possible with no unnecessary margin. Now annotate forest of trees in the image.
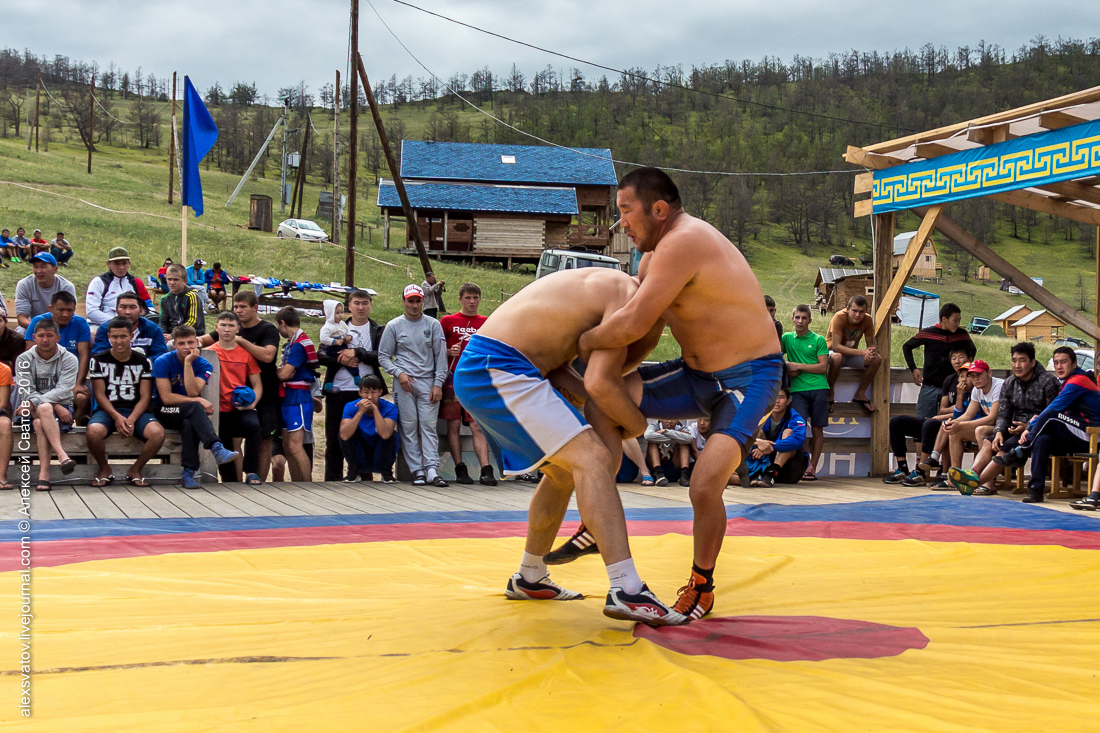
[3,37,1100,259]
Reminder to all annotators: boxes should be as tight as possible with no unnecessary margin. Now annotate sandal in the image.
[36,481,51,492]
[127,475,149,487]
[245,473,264,486]
[851,397,876,413]
[0,481,12,490]
[641,474,655,486]
[60,458,76,475]
[972,485,998,496]
[802,466,818,481]
[91,475,116,487]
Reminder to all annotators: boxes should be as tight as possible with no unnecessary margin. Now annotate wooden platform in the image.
[3,476,1095,521]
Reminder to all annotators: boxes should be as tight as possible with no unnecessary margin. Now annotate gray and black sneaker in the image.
[901,469,928,487]
[882,468,907,484]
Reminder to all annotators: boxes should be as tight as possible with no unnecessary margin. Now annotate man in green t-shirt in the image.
[780,304,829,480]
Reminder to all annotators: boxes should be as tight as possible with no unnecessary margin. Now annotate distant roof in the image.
[992,304,1031,322]
[902,286,938,299]
[817,267,872,285]
[377,180,579,215]
[893,231,936,256]
[400,141,617,186]
[1013,309,1066,327]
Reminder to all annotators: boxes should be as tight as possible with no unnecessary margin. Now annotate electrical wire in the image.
[364,0,855,177]
[390,0,910,133]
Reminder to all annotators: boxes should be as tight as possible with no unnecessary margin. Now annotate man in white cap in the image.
[85,247,154,327]
[378,284,448,486]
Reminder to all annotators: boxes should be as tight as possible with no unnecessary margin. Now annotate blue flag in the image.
[181,76,218,217]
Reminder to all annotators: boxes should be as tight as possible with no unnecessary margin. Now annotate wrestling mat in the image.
[3,496,1100,731]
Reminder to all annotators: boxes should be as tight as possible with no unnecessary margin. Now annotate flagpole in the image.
[182,204,188,264]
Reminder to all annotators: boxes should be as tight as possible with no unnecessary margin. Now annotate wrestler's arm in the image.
[623,319,665,374]
[547,364,586,408]
[584,347,647,439]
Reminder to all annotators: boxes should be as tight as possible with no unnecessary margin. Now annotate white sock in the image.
[426,468,438,481]
[930,451,941,462]
[606,558,643,595]
[518,551,547,583]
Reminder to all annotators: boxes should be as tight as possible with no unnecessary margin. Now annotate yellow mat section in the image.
[3,534,1100,732]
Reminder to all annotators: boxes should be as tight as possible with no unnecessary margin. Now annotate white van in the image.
[535,249,622,279]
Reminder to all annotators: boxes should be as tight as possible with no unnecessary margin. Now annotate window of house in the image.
[501,155,516,164]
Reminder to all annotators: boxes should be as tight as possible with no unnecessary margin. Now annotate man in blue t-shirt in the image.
[337,375,399,483]
[275,307,317,481]
[27,291,92,422]
[151,325,240,488]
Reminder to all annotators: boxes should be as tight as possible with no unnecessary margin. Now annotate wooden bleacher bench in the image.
[12,351,221,485]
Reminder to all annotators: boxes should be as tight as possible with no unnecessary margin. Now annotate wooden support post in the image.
[871,212,895,477]
[332,69,340,245]
[873,205,943,335]
[169,72,177,204]
[346,0,359,286]
[87,72,95,174]
[383,209,390,250]
[443,210,448,251]
[34,70,40,152]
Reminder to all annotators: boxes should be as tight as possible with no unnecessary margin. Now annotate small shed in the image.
[892,232,941,280]
[815,268,874,311]
[897,286,940,328]
[1009,309,1067,343]
[992,305,1034,335]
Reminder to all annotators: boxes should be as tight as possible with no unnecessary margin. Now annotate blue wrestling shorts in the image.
[638,353,784,446]
[453,334,589,475]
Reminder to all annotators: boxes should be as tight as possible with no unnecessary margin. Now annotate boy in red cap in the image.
[942,359,1003,486]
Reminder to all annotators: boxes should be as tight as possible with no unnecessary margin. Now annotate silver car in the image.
[276,218,329,242]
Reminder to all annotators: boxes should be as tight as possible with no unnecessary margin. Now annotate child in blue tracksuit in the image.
[747,386,809,487]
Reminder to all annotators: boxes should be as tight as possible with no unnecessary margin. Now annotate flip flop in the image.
[36,481,51,492]
[60,458,77,475]
[851,398,876,413]
[245,473,264,486]
[91,475,115,487]
[127,476,149,487]
[0,481,12,490]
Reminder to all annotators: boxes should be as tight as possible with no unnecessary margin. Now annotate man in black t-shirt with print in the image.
[87,317,166,487]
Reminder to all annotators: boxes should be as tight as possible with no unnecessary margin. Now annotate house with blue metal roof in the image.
[376,141,622,264]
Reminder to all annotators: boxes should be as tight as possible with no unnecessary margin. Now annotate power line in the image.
[390,0,911,133]
[364,0,854,177]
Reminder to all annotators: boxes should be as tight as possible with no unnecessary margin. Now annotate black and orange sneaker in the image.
[672,571,714,622]
[505,573,583,601]
[544,524,599,565]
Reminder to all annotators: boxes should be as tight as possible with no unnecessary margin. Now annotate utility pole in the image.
[279,98,290,213]
[169,72,177,204]
[87,72,95,174]
[34,70,41,152]
[346,0,359,286]
[333,69,340,245]
[25,88,31,151]
[291,121,310,218]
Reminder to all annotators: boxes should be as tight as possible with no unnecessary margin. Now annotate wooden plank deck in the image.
[1,476,1097,521]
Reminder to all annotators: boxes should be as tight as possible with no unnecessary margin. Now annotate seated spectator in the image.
[29,230,49,256]
[90,292,169,359]
[11,228,31,261]
[942,359,1003,484]
[883,348,971,487]
[902,303,976,419]
[85,247,154,327]
[1072,446,1100,511]
[953,342,1060,496]
[689,417,710,464]
[15,252,77,334]
[205,262,231,311]
[0,357,13,488]
[185,258,211,311]
[617,437,647,484]
[86,317,166,487]
[275,307,317,481]
[782,304,829,480]
[156,258,173,292]
[338,375,398,482]
[643,419,694,486]
[49,231,73,266]
[151,325,240,488]
[160,264,206,336]
[747,387,809,487]
[320,299,351,357]
[15,319,79,490]
[997,347,1100,503]
[764,295,782,339]
[26,292,91,423]
[826,295,882,412]
[0,305,27,369]
[0,229,14,267]
[209,311,263,485]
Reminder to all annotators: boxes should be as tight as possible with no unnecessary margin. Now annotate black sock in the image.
[896,459,909,473]
[692,563,715,591]
[765,462,780,478]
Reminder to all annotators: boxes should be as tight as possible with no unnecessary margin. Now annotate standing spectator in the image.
[29,230,49,256]
[15,319,79,490]
[902,303,976,420]
[49,231,74,266]
[338,375,399,482]
[274,307,317,481]
[0,305,27,369]
[826,295,882,412]
[420,272,445,319]
[11,228,31,261]
[205,262,231,311]
[996,347,1100,503]
[210,312,264,485]
[764,295,783,339]
[86,317,166,487]
[85,247,154,327]
[160,264,206,336]
[942,359,1003,482]
[186,258,211,311]
[378,284,448,487]
[747,387,809,487]
[439,282,496,486]
[26,292,91,423]
[0,355,12,488]
[151,325,239,488]
[15,252,77,333]
[781,304,829,480]
[0,229,14,267]
[90,292,169,359]
[318,290,386,481]
[643,419,694,486]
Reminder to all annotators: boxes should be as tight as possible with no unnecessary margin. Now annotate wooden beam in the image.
[873,205,943,336]
[863,84,1100,155]
[854,199,873,218]
[871,213,895,477]
[966,123,1013,146]
[854,171,873,194]
[843,145,906,169]
[917,208,1100,340]
[1039,110,1088,130]
[1035,180,1100,207]
[913,142,960,159]
[989,189,1100,227]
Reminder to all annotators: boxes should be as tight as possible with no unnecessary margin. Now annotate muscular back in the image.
[477,268,637,374]
[639,213,780,371]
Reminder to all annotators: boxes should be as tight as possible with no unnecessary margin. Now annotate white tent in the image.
[896,286,939,328]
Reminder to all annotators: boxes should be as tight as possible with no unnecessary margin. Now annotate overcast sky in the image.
[6,0,1100,100]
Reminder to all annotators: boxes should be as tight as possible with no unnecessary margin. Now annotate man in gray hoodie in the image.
[15,319,80,489]
[378,284,448,486]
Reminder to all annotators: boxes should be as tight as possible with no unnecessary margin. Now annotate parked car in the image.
[829,255,856,267]
[1056,336,1092,348]
[276,219,329,242]
[1046,349,1095,373]
[968,317,991,334]
[535,249,622,279]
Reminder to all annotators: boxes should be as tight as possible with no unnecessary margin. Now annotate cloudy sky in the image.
[6,0,1100,99]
